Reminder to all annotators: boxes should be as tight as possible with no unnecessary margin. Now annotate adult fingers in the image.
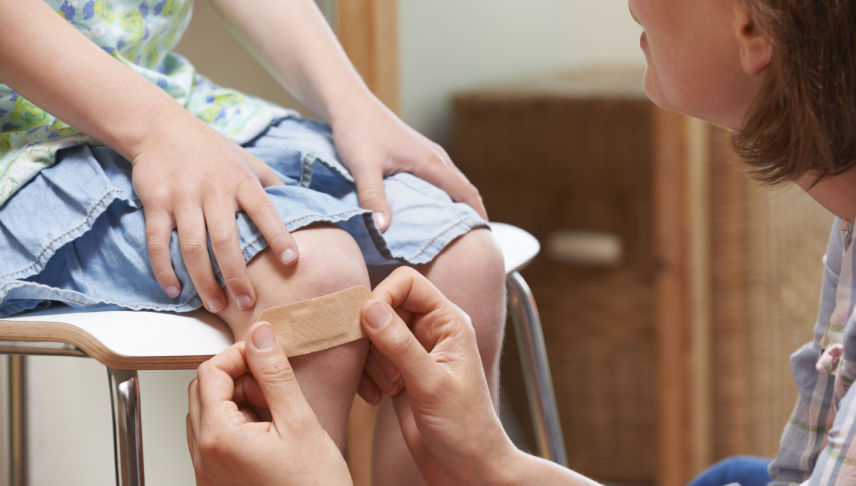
[175,202,225,313]
[144,209,181,299]
[203,196,255,311]
[236,178,299,266]
[370,266,455,317]
[187,378,201,444]
[351,164,392,232]
[196,343,249,430]
[360,299,441,400]
[363,348,402,397]
[356,372,382,406]
[244,322,315,428]
[233,373,268,411]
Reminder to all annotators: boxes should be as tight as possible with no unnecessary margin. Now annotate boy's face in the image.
[628,0,765,129]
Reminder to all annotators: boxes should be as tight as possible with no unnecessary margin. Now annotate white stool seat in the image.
[0,222,540,369]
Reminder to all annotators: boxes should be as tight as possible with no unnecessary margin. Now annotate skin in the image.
[190,0,856,484]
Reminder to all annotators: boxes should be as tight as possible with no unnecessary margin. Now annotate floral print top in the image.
[0,0,293,205]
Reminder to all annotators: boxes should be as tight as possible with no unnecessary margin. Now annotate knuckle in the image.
[385,330,415,359]
[181,238,207,257]
[256,357,295,385]
[198,431,225,457]
[392,265,420,281]
[208,228,233,248]
[359,188,385,204]
[197,361,213,379]
[146,234,169,252]
[143,187,171,208]
[245,197,278,220]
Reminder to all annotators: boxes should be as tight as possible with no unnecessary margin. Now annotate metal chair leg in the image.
[506,271,568,467]
[108,368,145,486]
[8,354,28,486]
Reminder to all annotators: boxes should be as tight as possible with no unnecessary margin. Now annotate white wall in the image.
[399,0,643,143]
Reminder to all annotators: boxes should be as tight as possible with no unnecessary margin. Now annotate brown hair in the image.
[734,0,856,184]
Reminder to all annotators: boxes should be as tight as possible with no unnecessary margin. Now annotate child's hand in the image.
[130,110,298,313]
[330,95,487,232]
[187,323,352,486]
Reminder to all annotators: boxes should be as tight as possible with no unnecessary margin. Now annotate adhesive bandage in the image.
[259,285,372,357]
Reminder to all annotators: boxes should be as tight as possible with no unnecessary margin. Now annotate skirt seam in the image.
[0,188,130,280]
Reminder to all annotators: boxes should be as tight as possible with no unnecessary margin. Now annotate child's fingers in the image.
[406,147,487,220]
[144,209,181,298]
[203,196,255,311]
[175,202,225,313]
[351,163,392,232]
[236,179,298,267]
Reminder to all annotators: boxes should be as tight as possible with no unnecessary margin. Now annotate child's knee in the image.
[219,225,370,339]
[426,228,507,353]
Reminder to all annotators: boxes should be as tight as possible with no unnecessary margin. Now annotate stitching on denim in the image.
[301,152,354,183]
[410,217,486,259]
[1,188,128,280]
[237,208,367,257]
[300,153,315,188]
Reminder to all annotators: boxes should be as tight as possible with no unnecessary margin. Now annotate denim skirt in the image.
[0,117,487,316]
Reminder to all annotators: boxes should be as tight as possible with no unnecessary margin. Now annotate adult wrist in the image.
[473,434,526,486]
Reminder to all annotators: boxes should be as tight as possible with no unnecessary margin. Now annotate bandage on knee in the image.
[259,285,371,357]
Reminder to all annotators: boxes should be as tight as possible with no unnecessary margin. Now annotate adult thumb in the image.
[245,321,312,426]
[361,301,440,397]
[353,167,392,232]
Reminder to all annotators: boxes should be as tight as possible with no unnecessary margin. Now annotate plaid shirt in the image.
[769,219,856,485]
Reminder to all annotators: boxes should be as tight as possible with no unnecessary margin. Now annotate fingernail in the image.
[365,301,391,329]
[165,286,179,298]
[237,295,252,310]
[252,322,277,350]
[281,248,297,264]
[373,212,387,230]
[206,298,224,313]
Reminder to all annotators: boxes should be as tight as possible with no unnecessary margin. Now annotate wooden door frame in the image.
[335,2,398,485]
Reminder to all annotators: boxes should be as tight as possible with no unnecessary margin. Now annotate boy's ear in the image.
[735,6,773,75]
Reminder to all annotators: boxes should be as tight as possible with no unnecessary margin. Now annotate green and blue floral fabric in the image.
[0,0,292,205]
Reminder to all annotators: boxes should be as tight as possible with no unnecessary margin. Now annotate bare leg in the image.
[218,226,371,449]
[371,228,507,485]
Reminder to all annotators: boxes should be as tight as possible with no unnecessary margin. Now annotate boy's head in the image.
[629,0,856,184]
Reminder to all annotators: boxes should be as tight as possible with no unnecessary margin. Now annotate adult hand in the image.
[131,108,298,313]
[186,322,351,486]
[330,95,487,232]
[357,267,514,486]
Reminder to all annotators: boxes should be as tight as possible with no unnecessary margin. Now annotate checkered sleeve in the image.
[769,222,843,485]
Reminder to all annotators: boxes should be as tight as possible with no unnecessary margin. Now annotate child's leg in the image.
[371,228,507,485]
[217,225,371,449]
